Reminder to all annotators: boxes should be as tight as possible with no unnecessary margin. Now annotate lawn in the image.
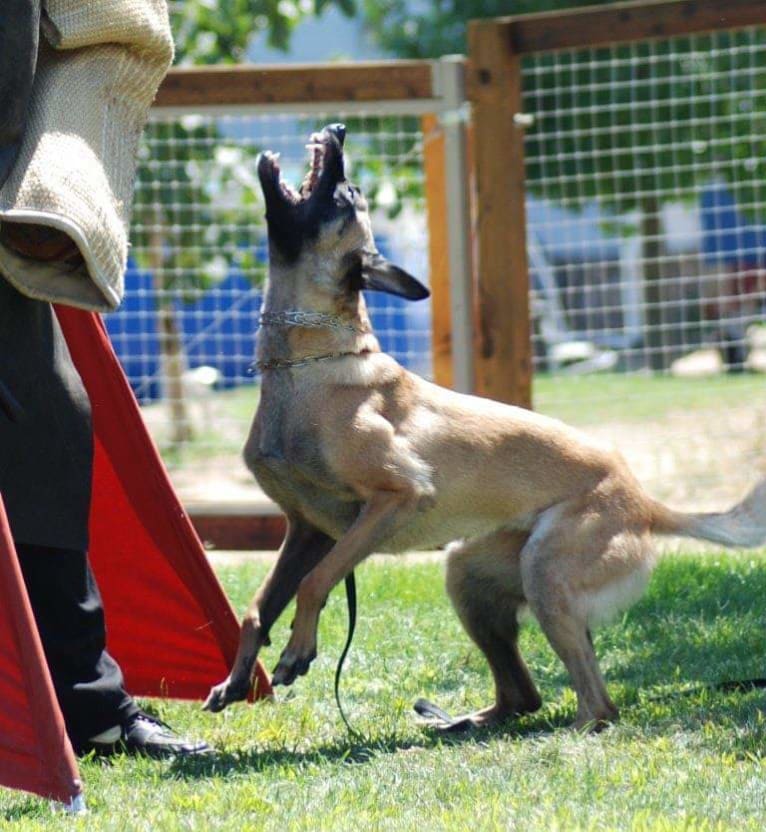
[3,550,766,830]
[533,372,766,427]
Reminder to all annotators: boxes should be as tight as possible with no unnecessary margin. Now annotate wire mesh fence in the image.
[522,24,766,510]
[111,111,431,503]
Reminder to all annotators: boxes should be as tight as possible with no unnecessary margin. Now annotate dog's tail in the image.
[651,477,766,548]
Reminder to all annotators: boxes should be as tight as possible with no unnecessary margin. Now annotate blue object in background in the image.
[700,182,766,269]
[104,262,162,403]
[177,272,262,389]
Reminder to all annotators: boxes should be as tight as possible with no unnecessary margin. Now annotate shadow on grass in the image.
[166,733,428,780]
[601,558,766,689]
[1,803,42,823]
[164,706,578,782]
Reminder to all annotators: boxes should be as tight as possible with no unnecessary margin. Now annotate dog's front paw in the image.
[271,647,317,687]
[203,676,250,712]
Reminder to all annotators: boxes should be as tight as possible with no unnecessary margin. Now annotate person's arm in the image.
[0,0,173,311]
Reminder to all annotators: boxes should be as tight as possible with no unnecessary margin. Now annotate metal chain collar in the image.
[254,350,366,372]
[255,310,368,371]
[258,310,362,333]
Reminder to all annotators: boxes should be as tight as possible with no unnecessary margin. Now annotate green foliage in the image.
[361,0,619,59]
[172,0,356,64]
[132,120,264,293]
[524,30,766,212]
[131,0,357,291]
[342,115,425,219]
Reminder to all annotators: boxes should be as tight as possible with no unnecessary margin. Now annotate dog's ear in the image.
[359,252,430,300]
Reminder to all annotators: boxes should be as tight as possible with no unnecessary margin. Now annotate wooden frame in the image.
[155,61,435,108]
[422,114,454,389]
[468,21,532,407]
[188,504,286,551]
[490,0,766,57]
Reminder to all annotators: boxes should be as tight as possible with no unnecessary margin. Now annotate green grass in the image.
[534,372,766,426]
[4,551,766,830]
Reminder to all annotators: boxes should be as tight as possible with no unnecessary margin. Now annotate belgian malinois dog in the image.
[204,124,766,730]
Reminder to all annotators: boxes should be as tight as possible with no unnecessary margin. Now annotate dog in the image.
[203,123,766,731]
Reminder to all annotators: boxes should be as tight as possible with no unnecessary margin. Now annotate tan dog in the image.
[204,124,766,730]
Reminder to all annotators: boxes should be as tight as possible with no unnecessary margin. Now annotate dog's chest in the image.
[244,395,358,537]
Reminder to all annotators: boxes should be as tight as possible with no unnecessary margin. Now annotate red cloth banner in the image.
[55,307,271,701]
[0,497,83,805]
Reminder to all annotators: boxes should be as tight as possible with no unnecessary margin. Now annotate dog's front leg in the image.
[203,518,335,712]
[271,491,417,686]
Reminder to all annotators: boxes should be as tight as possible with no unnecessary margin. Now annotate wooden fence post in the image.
[468,20,532,408]
[422,114,453,389]
[424,56,475,394]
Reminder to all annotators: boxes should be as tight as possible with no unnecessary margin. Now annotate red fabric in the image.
[55,307,271,701]
[0,497,82,804]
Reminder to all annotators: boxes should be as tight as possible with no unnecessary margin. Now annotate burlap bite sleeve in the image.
[0,0,173,312]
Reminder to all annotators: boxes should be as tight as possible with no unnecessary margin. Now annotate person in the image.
[0,0,208,758]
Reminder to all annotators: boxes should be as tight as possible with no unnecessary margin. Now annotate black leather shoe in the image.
[82,712,211,759]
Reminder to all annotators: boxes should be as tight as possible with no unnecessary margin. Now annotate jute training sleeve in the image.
[0,0,174,311]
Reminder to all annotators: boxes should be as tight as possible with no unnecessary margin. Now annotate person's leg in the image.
[16,543,138,750]
[1,276,207,756]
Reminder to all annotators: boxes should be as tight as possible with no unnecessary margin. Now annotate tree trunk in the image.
[149,226,194,446]
[641,195,667,372]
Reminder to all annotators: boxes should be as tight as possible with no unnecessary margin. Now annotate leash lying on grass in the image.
[334,580,766,734]
[412,680,766,732]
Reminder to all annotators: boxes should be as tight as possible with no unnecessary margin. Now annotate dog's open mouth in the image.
[260,124,345,206]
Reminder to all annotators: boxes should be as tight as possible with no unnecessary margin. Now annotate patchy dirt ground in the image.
[586,400,766,512]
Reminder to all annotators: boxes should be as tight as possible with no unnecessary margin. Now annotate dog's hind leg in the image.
[519,499,650,731]
[443,529,542,730]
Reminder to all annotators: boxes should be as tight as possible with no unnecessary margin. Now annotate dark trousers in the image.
[0,275,136,748]
[16,544,138,748]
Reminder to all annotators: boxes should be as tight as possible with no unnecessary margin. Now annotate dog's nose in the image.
[326,123,346,147]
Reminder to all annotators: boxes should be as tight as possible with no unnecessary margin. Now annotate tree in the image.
[130,1,355,444]
[362,1,766,369]
[361,1,616,59]
[170,0,356,64]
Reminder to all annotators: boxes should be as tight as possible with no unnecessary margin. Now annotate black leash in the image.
[333,575,766,733]
[334,570,361,737]
[646,677,766,702]
[413,677,766,729]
